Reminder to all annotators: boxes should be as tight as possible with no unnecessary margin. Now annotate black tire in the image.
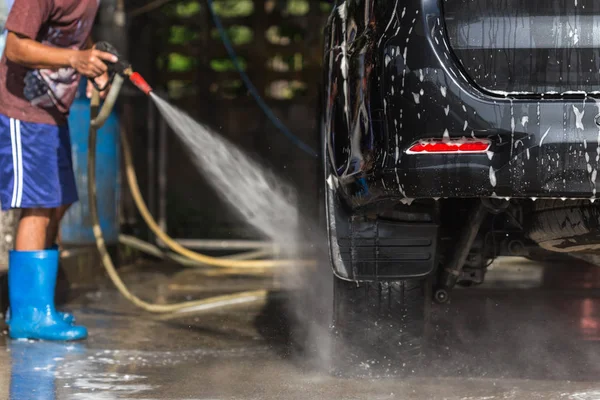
[528,199,600,253]
[330,275,430,376]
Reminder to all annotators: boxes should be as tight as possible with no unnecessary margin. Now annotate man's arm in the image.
[5,32,117,78]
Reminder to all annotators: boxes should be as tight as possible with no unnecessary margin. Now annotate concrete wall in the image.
[0,210,18,272]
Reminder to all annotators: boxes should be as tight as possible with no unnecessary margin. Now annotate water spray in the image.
[87,42,313,314]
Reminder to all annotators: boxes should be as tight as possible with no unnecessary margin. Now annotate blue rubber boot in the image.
[5,303,75,325]
[48,243,75,324]
[7,249,88,341]
[5,244,75,325]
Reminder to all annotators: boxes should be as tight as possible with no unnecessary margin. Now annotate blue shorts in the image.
[0,114,78,211]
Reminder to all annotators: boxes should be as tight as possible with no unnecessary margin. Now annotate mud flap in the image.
[326,189,439,281]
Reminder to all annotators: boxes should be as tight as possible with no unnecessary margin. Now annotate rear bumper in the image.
[322,0,600,207]
[382,136,600,199]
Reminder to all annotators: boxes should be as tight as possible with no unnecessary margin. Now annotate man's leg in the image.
[4,118,86,341]
[45,205,71,249]
[16,208,53,251]
[42,204,76,324]
[7,206,75,325]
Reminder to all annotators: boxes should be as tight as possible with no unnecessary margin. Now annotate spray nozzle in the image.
[93,41,153,96]
[128,72,153,96]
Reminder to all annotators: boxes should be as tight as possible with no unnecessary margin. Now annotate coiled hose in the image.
[88,76,310,313]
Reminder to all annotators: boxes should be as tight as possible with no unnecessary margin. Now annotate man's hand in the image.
[86,73,111,99]
[5,32,118,75]
[69,48,117,79]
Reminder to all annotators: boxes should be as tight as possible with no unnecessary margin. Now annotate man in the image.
[0,0,117,341]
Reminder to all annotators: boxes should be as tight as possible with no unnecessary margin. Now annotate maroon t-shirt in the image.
[0,0,99,125]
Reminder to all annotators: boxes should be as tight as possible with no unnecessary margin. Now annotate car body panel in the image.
[322,0,600,210]
[445,0,600,95]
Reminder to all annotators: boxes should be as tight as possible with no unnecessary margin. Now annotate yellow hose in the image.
[118,234,274,276]
[87,79,305,313]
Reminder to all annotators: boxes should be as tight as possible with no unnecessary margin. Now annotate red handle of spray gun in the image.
[129,72,153,96]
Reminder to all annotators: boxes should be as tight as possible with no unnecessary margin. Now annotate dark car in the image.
[321,0,600,371]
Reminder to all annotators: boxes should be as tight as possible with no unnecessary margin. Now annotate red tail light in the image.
[406,138,491,154]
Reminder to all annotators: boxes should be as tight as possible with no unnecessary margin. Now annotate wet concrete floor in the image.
[3,256,600,399]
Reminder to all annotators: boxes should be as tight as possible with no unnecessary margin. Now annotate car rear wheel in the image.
[330,275,431,376]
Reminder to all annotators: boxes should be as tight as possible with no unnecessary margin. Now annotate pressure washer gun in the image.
[89,41,153,128]
[92,41,153,96]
